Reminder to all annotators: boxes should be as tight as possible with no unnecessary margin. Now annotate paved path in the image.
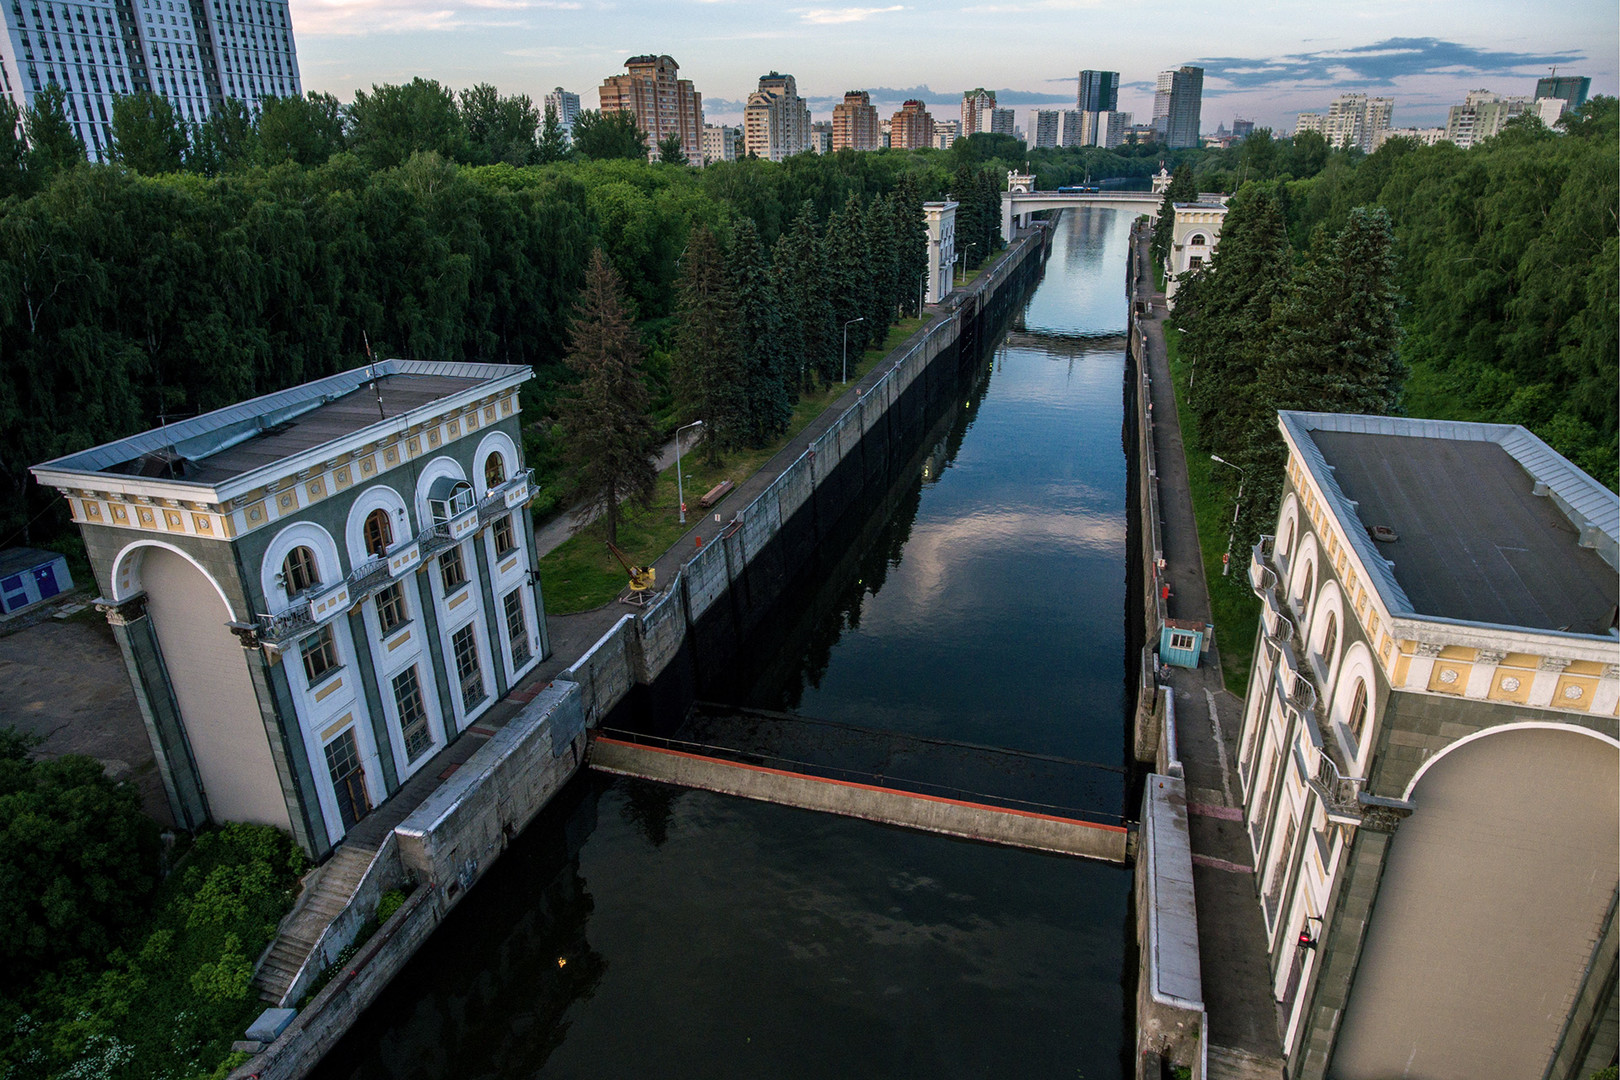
[1132,226,1285,1064]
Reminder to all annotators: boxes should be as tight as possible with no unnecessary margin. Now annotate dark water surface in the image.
[313,207,1138,1080]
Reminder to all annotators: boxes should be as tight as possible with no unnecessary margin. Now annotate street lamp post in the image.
[675,419,704,524]
[1210,453,1246,575]
[842,317,865,384]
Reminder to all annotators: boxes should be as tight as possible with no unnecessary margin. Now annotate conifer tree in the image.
[1149,163,1196,269]
[673,225,745,463]
[0,98,25,199]
[657,133,688,165]
[558,249,659,543]
[825,194,871,361]
[774,202,837,389]
[892,173,929,315]
[537,103,570,164]
[21,85,84,184]
[861,194,900,334]
[728,219,791,445]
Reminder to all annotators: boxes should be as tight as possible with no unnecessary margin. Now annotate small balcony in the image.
[1250,538,1277,596]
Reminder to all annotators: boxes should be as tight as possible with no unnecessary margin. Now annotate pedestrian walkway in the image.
[1131,227,1285,1068]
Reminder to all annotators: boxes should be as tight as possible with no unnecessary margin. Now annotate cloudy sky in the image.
[287,0,1617,132]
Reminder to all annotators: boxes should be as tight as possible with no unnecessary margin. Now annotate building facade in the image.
[923,200,957,304]
[32,361,549,860]
[961,87,995,136]
[980,106,1014,136]
[932,118,960,150]
[1443,89,1565,149]
[742,71,810,161]
[831,89,880,151]
[701,122,741,164]
[1163,200,1226,305]
[1237,412,1618,1080]
[544,86,581,136]
[888,98,934,150]
[1293,94,1393,153]
[1076,68,1118,112]
[1536,73,1590,112]
[1,0,301,162]
[598,54,703,164]
[1026,108,1060,148]
[808,119,831,154]
[1152,65,1203,149]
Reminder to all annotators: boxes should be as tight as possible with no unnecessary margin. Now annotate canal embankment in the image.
[231,225,1053,1080]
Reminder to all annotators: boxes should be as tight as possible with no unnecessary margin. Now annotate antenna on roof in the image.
[364,332,385,421]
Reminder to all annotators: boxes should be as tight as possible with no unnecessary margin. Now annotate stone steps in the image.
[1206,1044,1285,1080]
[251,846,378,1005]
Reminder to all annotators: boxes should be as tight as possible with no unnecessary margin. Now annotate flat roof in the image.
[1283,413,1619,637]
[34,360,529,494]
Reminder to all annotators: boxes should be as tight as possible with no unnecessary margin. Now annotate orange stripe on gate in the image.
[592,737,1128,834]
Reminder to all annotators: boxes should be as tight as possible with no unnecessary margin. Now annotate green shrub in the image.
[375,888,407,924]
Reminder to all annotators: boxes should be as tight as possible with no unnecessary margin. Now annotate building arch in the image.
[1401,721,1620,801]
[1330,641,1377,766]
[474,430,519,499]
[1275,493,1301,565]
[110,538,239,620]
[413,456,468,529]
[1308,580,1346,695]
[344,484,412,568]
[260,521,343,613]
[1331,726,1619,1080]
[1189,233,1207,245]
[1288,531,1320,624]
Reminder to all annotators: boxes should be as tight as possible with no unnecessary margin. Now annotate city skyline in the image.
[285,0,1615,132]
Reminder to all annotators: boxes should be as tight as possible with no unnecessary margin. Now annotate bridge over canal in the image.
[1001,173,1162,242]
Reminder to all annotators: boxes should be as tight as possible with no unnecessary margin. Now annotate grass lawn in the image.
[538,315,931,613]
[956,264,986,288]
[1163,330,1258,698]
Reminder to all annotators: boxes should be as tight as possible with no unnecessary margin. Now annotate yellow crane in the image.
[606,542,656,606]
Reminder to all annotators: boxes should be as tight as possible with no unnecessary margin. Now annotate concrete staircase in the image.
[1206,1044,1286,1080]
[252,845,377,1005]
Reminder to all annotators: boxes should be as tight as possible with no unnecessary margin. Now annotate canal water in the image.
[312,206,1139,1080]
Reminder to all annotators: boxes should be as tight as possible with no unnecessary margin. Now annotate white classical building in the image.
[1163,201,1227,305]
[923,200,958,305]
[1239,411,1618,1080]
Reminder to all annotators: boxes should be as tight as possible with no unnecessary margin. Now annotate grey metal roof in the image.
[1281,412,1620,635]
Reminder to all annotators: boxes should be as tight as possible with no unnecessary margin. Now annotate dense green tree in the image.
[572,109,648,162]
[459,83,539,166]
[257,92,346,166]
[21,85,84,184]
[673,225,745,462]
[825,193,872,364]
[537,102,571,164]
[860,193,900,333]
[1150,163,1196,267]
[729,219,791,445]
[349,78,467,170]
[109,93,188,175]
[773,201,837,389]
[557,250,658,543]
[0,730,162,985]
[0,97,24,198]
[657,133,688,166]
[892,173,928,315]
[187,98,258,176]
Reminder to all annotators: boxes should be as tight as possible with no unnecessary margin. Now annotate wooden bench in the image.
[699,479,735,509]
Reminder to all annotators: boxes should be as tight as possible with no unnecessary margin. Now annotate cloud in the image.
[1191,37,1585,94]
[291,0,582,35]
[797,5,904,23]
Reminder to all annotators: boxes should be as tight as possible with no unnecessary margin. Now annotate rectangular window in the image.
[439,545,467,593]
[1169,631,1196,651]
[391,666,433,764]
[503,589,531,668]
[376,582,407,635]
[492,514,516,558]
[301,625,338,684]
[451,624,485,710]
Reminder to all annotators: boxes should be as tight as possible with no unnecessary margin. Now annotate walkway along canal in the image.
[296,207,1155,1080]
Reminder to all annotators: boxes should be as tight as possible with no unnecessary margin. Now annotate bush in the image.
[376,888,407,924]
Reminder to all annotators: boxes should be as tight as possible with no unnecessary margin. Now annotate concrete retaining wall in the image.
[590,736,1130,862]
[1135,773,1205,1077]
[1128,220,1171,765]
[277,833,409,1009]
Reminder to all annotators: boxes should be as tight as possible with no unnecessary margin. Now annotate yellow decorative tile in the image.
[1429,662,1469,694]
[320,714,353,742]
[1487,670,1533,703]
[110,503,129,524]
[244,501,266,525]
[1564,659,1606,677]
[305,478,325,501]
[427,428,441,449]
[406,437,421,458]
[1438,645,1477,661]
[359,455,377,477]
[136,506,156,528]
[448,419,460,439]
[314,676,344,703]
[192,514,213,534]
[384,446,399,465]
[278,492,296,511]
[484,405,496,423]
[84,501,102,521]
[334,466,353,490]
[1555,675,1597,709]
[387,629,412,651]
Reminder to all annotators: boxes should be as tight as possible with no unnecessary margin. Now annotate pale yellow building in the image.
[598,54,704,163]
[832,91,881,152]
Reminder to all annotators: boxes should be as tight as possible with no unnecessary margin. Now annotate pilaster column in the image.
[1404,641,1443,691]
[1526,655,1570,708]
[1463,649,1506,698]
[1591,665,1620,715]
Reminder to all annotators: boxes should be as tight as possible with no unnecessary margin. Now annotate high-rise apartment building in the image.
[544,87,581,135]
[1076,69,1119,112]
[888,98,934,150]
[1232,118,1254,140]
[742,71,810,161]
[961,87,996,136]
[933,118,960,150]
[979,106,1014,136]
[1027,109,1061,148]
[701,122,741,164]
[0,0,301,162]
[809,120,832,154]
[1535,73,1589,112]
[1152,66,1203,149]
[1443,90,1564,149]
[598,54,703,163]
[831,90,880,151]
[1293,94,1393,153]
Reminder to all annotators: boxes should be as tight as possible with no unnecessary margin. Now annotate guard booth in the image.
[0,548,73,616]
[1159,617,1208,669]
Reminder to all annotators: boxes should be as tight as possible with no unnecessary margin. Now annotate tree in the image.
[657,133,688,166]
[571,109,648,162]
[773,202,837,390]
[892,173,928,315]
[729,219,791,445]
[348,78,468,170]
[0,730,162,985]
[187,97,258,176]
[558,251,659,543]
[673,225,745,463]
[824,194,872,361]
[0,96,24,198]
[21,85,84,184]
[1149,163,1196,268]
[460,83,539,166]
[537,102,571,164]
[110,93,188,175]
[258,92,346,166]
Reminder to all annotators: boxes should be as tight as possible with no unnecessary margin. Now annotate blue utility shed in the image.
[0,548,73,616]
[1160,618,1208,669]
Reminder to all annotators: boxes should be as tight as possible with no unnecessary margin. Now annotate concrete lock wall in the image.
[277,833,410,1009]
[1136,774,1206,1076]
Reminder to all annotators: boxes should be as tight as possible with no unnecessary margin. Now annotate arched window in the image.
[1319,612,1338,666]
[283,545,319,595]
[1189,233,1207,246]
[1349,678,1369,742]
[484,452,506,490]
[363,509,393,557]
[1281,518,1297,559]
[1296,563,1314,615]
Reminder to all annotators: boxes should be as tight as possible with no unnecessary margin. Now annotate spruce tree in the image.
[729,219,791,445]
[1149,163,1196,269]
[892,173,929,315]
[860,194,900,335]
[558,249,659,544]
[673,225,745,463]
[537,103,570,164]
[21,85,84,184]
[0,98,25,199]
[774,202,837,389]
[657,133,688,165]
[826,194,871,363]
